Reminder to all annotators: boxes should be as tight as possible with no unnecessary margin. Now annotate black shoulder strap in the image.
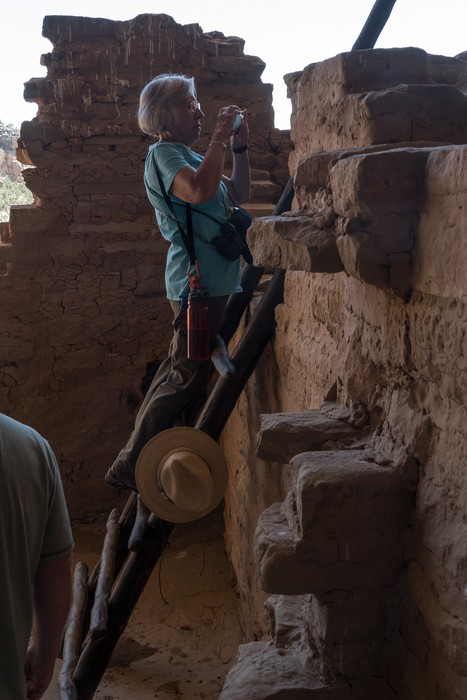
[153,159,196,267]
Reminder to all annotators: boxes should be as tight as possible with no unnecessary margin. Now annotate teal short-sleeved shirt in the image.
[0,414,74,700]
[144,141,242,300]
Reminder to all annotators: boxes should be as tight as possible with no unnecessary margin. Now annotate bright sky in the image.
[1,0,466,130]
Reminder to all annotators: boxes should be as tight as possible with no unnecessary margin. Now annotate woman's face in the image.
[167,93,204,145]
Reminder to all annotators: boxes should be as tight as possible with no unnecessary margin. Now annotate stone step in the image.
[219,640,351,700]
[264,591,400,682]
[254,450,413,596]
[250,167,279,180]
[256,409,361,463]
[244,202,276,218]
[290,450,413,538]
[264,593,310,649]
[250,178,283,202]
[248,211,344,273]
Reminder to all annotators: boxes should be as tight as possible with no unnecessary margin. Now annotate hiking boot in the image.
[105,464,137,492]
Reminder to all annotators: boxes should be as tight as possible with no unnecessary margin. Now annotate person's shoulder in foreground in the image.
[0,412,74,700]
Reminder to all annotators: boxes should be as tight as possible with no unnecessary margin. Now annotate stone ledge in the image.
[248,212,344,273]
[219,641,351,700]
[331,147,430,298]
[254,501,407,595]
[256,409,361,463]
[248,144,453,298]
[330,148,429,220]
[285,49,467,160]
[265,594,311,649]
[412,144,467,300]
[292,450,413,537]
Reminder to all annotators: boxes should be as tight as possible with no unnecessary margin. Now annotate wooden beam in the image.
[72,517,173,700]
[59,561,89,700]
[90,509,120,639]
[352,0,398,50]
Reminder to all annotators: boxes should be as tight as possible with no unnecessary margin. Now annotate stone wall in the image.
[0,13,290,517]
[2,18,466,698]
[220,48,467,699]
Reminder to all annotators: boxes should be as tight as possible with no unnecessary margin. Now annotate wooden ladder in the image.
[58,181,294,700]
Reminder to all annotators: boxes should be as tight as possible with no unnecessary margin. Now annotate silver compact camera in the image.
[232,113,243,134]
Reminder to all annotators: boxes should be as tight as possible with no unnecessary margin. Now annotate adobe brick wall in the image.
[0,13,290,517]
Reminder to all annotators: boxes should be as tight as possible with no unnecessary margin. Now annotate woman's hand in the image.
[211,105,246,145]
[171,103,250,204]
[230,109,249,151]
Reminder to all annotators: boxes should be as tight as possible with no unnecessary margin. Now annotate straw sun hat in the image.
[135,427,229,523]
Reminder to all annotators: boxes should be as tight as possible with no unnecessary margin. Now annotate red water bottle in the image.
[187,276,210,360]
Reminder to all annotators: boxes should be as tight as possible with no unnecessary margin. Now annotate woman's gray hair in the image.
[138,73,196,136]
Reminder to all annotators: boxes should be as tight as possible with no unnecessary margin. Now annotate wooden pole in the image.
[352,0,398,50]
[128,495,152,551]
[196,269,285,441]
[90,509,121,639]
[72,517,174,700]
[58,561,89,700]
[86,492,137,591]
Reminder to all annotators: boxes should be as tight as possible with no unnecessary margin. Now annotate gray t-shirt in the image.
[0,413,74,699]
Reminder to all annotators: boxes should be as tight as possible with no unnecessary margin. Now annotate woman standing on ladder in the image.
[106,73,251,492]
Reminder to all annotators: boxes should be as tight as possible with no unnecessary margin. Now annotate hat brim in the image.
[135,427,228,523]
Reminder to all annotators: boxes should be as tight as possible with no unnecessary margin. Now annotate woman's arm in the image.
[171,106,250,205]
[224,110,251,204]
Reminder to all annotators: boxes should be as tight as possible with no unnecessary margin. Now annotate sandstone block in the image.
[250,179,283,203]
[286,48,467,162]
[248,213,343,273]
[256,410,360,462]
[292,450,413,536]
[265,594,310,648]
[255,502,331,594]
[43,15,118,44]
[220,641,351,700]
[254,502,405,595]
[308,590,390,646]
[327,48,464,94]
[207,55,266,82]
[363,84,467,145]
[336,231,391,291]
[412,145,467,300]
[330,149,428,220]
[329,148,431,296]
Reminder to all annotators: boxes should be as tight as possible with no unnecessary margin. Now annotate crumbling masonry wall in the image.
[0,14,290,517]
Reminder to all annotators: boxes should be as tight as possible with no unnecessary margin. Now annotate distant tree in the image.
[0,119,20,153]
[0,175,33,222]
[0,119,33,221]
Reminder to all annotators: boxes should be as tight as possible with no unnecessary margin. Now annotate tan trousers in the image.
[110,296,228,478]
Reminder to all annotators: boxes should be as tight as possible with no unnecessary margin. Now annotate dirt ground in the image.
[44,507,242,699]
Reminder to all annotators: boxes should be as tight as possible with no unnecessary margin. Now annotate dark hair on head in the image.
[138,73,196,136]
